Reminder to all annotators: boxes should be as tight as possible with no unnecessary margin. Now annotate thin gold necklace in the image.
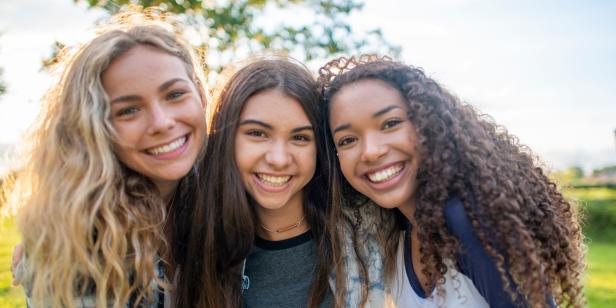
[261,215,305,233]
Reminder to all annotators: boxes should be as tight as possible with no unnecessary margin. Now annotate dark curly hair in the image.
[319,55,585,307]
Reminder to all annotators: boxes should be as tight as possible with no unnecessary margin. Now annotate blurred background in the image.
[1,0,614,306]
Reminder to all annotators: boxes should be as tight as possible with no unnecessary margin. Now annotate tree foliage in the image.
[593,165,616,178]
[552,166,585,185]
[0,40,5,97]
[67,0,399,74]
[0,67,6,97]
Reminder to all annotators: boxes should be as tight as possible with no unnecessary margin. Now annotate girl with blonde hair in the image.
[9,17,207,307]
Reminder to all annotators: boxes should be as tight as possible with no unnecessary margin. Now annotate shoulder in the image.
[13,252,30,292]
[342,199,392,232]
[443,196,477,242]
[337,200,391,306]
[339,199,387,256]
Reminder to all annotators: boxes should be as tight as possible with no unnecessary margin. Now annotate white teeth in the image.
[147,136,187,155]
[367,163,403,183]
[257,174,291,186]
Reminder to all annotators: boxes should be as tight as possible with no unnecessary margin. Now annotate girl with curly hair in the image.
[175,58,335,307]
[9,19,208,307]
[319,56,585,307]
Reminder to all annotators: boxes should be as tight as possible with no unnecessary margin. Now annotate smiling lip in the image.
[253,173,293,193]
[363,162,406,190]
[145,134,190,160]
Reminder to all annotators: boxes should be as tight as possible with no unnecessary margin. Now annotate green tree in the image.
[0,40,6,97]
[49,0,399,75]
[552,166,585,185]
[0,67,6,97]
[593,165,616,178]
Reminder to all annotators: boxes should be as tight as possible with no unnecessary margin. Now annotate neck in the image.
[398,197,417,227]
[154,179,180,206]
[256,192,308,241]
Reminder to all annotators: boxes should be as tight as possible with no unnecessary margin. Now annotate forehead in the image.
[240,89,311,124]
[103,45,189,90]
[330,79,407,120]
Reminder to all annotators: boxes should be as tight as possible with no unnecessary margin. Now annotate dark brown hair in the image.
[176,58,333,307]
[319,55,585,307]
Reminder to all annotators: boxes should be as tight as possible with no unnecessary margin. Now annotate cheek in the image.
[191,115,207,147]
[233,135,260,180]
[234,156,250,187]
[111,119,144,145]
[187,103,207,128]
[337,155,357,183]
[111,142,135,170]
[111,127,136,153]
[233,135,247,171]
[192,112,206,129]
[305,146,317,175]
[405,123,420,147]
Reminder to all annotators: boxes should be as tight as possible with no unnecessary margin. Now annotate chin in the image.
[256,200,289,211]
[372,200,401,210]
[369,194,410,210]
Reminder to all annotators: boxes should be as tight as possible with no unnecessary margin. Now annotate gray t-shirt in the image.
[242,231,334,307]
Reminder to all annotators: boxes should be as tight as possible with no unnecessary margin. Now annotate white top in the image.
[388,234,489,307]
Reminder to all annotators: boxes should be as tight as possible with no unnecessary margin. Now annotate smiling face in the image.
[329,79,421,211]
[234,89,317,213]
[102,45,206,194]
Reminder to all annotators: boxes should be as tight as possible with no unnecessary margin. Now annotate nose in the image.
[361,133,388,163]
[265,140,292,169]
[147,102,176,135]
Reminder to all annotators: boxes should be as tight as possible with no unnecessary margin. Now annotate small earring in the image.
[336,152,339,157]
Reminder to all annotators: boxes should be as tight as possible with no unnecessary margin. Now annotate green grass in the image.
[0,217,25,307]
[564,187,616,307]
[565,187,616,242]
[585,241,616,307]
[564,188,616,308]
[1,189,615,307]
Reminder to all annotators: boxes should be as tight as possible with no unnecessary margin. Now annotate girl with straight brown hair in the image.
[176,57,335,307]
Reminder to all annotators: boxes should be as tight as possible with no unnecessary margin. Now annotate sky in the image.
[0,0,614,174]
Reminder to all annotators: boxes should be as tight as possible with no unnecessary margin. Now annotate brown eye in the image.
[293,134,312,142]
[382,118,402,130]
[337,136,357,147]
[246,130,267,138]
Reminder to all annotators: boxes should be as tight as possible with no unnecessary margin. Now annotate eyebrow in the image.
[333,105,402,133]
[239,120,313,133]
[238,119,273,129]
[291,125,313,133]
[159,78,188,92]
[110,95,141,104]
[109,78,188,104]
[333,123,350,134]
[373,105,402,118]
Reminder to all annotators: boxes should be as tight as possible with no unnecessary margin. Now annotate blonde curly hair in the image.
[8,17,207,307]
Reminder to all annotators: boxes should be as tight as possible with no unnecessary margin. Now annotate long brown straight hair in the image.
[175,58,334,307]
